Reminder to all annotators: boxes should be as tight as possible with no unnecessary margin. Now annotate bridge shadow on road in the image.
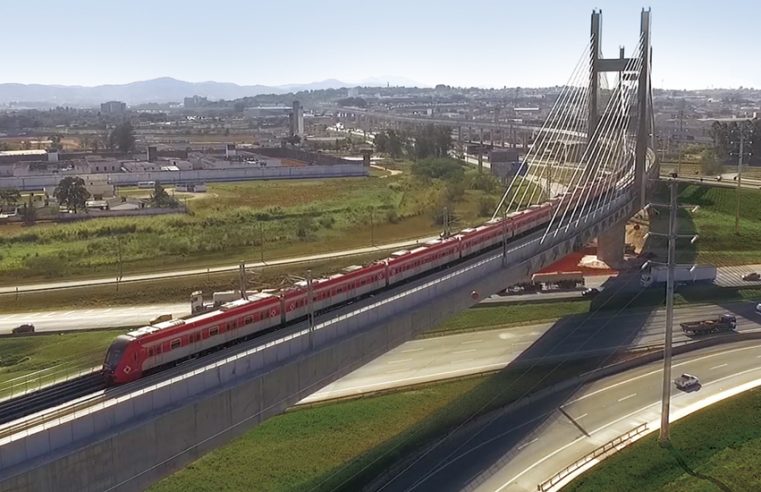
[304,271,664,492]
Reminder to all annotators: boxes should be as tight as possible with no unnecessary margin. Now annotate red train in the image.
[103,179,612,385]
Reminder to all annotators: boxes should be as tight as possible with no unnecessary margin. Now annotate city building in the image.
[100,101,127,114]
[290,100,304,137]
[184,95,209,109]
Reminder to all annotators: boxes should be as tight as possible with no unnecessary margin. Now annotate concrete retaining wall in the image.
[0,164,367,191]
[0,192,637,492]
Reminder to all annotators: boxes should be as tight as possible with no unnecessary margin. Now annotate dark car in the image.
[581,288,600,298]
[12,323,35,334]
[742,272,760,281]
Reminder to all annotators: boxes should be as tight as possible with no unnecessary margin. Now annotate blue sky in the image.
[2,0,757,89]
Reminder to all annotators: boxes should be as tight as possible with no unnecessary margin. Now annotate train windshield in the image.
[103,336,131,369]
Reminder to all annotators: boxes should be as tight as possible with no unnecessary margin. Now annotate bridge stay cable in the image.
[511,49,592,211]
[574,38,645,226]
[541,38,644,241]
[491,38,592,219]
[519,63,592,208]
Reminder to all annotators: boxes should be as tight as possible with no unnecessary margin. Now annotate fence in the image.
[537,422,648,491]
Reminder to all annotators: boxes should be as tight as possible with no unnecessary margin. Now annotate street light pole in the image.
[735,132,744,235]
[658,177,678,445]
[370,207,374,246]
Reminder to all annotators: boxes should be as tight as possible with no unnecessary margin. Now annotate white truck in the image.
[640,264,717,288]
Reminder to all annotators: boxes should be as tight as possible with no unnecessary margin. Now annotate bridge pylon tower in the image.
[590,8,652,267]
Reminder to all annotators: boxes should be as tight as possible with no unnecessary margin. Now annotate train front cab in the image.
[103,334,141,385]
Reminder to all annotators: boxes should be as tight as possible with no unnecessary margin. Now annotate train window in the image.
[170,339,181,350]
[245,316,253,324]
[210,326,219,336]
[228,322,234,331]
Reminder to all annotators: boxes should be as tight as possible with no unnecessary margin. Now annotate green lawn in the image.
[0,329,121,398]
[0,161,536,283]
[150,360,598,492]
[424,300,592,337]
[0,252,388,314]
[648,183,761,266]
[566,386,761,491]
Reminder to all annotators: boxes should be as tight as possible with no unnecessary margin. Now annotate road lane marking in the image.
[401,347,423,353]
[500,359,761,491]
[576,413,588,420]
[460,339,484,345]
[710,363,729,370]
[385,359,411,364]
[517,438,539,450]
[452,349,477,355]
[564,343,761,406]
[618,393,637,402]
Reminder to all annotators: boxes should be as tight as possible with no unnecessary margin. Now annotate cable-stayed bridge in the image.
[0,9,658,492]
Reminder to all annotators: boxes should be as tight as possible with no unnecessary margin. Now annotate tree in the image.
[0,188,20,208]
[54,176,90,213]
[49,134,63,151]
[109,121,136,152]
[374,132,388,153]
[150,182,178,208]
[21,199,36,225]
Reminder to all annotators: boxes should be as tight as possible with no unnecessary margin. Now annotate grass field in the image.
[0,252,388,314]
[0,329,121,397]
[149,359,598,492]
[424,300,592,337]
[646,183,761,266]
[0,160,542,283]
[566,386,761,491]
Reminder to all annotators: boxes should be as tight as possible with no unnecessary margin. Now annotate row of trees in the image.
[1,178,176,219]
[373,124,453,160]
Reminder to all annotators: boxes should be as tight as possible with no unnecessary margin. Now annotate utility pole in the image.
[735,132,744,235]
[259,222,265,262]
[115,237,123,292]
[238,261,248,300]
[370,207,375,246]
[646,174,699,445]
[307,269,315,350]
[659,177,677,445]
[442,206,449,238]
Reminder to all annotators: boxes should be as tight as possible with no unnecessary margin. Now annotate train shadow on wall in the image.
[306,273,660,491]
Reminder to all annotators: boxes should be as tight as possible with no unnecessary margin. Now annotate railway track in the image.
[0,372,106,427]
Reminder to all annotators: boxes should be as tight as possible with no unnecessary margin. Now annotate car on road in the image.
[674,373,700,390]
[742,272,760,281]
[581,288,600,298]
[12,323,35,334]
[716,175,722,182]
[756,303,761,314]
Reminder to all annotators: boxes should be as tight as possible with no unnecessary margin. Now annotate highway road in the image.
[370,339,761,492]
[0,235,437,295]
[301,301,761,404]
[0,303,188,334]
[3,265,759,333]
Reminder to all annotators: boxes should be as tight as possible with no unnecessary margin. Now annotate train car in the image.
[386,237,460,285]
[457,220,510,258]
[105,293,281,384]
[285,262,388,319]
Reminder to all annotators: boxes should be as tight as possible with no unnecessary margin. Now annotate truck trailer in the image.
[680,314,736,336]
[641,264,717,288]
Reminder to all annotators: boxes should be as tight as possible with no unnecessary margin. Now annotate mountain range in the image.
[0,76,424,107]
